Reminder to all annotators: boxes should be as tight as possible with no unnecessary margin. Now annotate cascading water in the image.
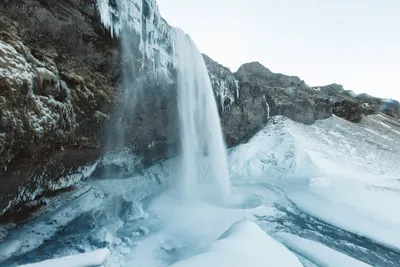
[173,29,231,200]
[97,0,230,200]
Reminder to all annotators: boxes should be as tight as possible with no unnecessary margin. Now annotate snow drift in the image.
[170,220,303,267]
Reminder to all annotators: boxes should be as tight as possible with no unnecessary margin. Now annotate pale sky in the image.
[158,0,400,101]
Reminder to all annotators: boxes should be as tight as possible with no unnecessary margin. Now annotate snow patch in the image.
[19,248,110,267]
[379,121,391,129]
[308,177,331,187]
[235,79,240,99]
[0,40,35,88]
[263,95,270,119]
[229,114,400,250]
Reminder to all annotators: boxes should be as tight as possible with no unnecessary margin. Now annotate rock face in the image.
[0,0,122,217]
[203,54,239,113]
[0,1,142,219]
[312,84,400,122]
[206,61,333,145]
[0,0,399,219]
[0,0,176,217]
[333,100,363,122]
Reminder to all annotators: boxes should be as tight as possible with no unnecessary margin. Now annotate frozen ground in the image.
[1,114,400,266]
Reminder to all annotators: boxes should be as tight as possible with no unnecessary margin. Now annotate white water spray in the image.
[173,29,231,200]
[263,95,271,119]
[96,0,230,200]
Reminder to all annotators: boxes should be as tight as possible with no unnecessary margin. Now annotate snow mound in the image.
[170,220,303,267]
[18,248,110,267]
[276,233,371,267]
[229,115,400,249]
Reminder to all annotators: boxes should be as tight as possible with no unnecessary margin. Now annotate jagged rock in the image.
[119,201,145,222]
[0,36,76,159]
[333,100,363,122]
[381,99,400,119]
[0,0,121,217]
[235,62,308,90]
[312,84,400,121]
[312,83,344,96]
[215,62,332,145]
[0,0,176,217]
[203,54,239,112]
[356,93,381,115]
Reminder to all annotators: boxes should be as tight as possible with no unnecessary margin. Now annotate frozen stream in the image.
[2,179,400,267]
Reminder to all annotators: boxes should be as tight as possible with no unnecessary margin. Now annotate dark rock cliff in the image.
[0,0,399,219]
[0,0,120,218]
[0,0,176,218]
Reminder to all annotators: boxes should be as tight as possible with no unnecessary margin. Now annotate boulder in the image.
[333,100,363,122]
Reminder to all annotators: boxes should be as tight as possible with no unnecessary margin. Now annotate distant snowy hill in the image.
[230,114,400,250]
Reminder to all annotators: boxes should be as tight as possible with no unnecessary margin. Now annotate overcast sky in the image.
[158,0,400,100]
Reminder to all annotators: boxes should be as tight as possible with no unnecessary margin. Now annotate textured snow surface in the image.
[0,186,105,261]
[18,248,110,267]
[0,41,75,140]
[230,114,400,249]
[117,184,281,267]
[0,40,35,87]
[0,39,78,216]
[170,221,303,267]
[276,233,371,267]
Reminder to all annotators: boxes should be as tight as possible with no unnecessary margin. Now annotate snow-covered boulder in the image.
[119,201,145,222]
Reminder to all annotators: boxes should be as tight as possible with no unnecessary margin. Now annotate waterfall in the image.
[173,29,231,200]
[96,0,231,200]
[263,95,271,119]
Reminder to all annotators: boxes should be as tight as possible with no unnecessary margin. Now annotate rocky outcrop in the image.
[209,61,332,145]
[0,33,75,167]
[311,84,400,121]
[205,59,399,144]
[235,62,309,90]
[0,0,399,220]
[0,0,119,217]
[385,100,400,119]
[333,100,363,122]
[203,54,239,113]
[0,0,180,218]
